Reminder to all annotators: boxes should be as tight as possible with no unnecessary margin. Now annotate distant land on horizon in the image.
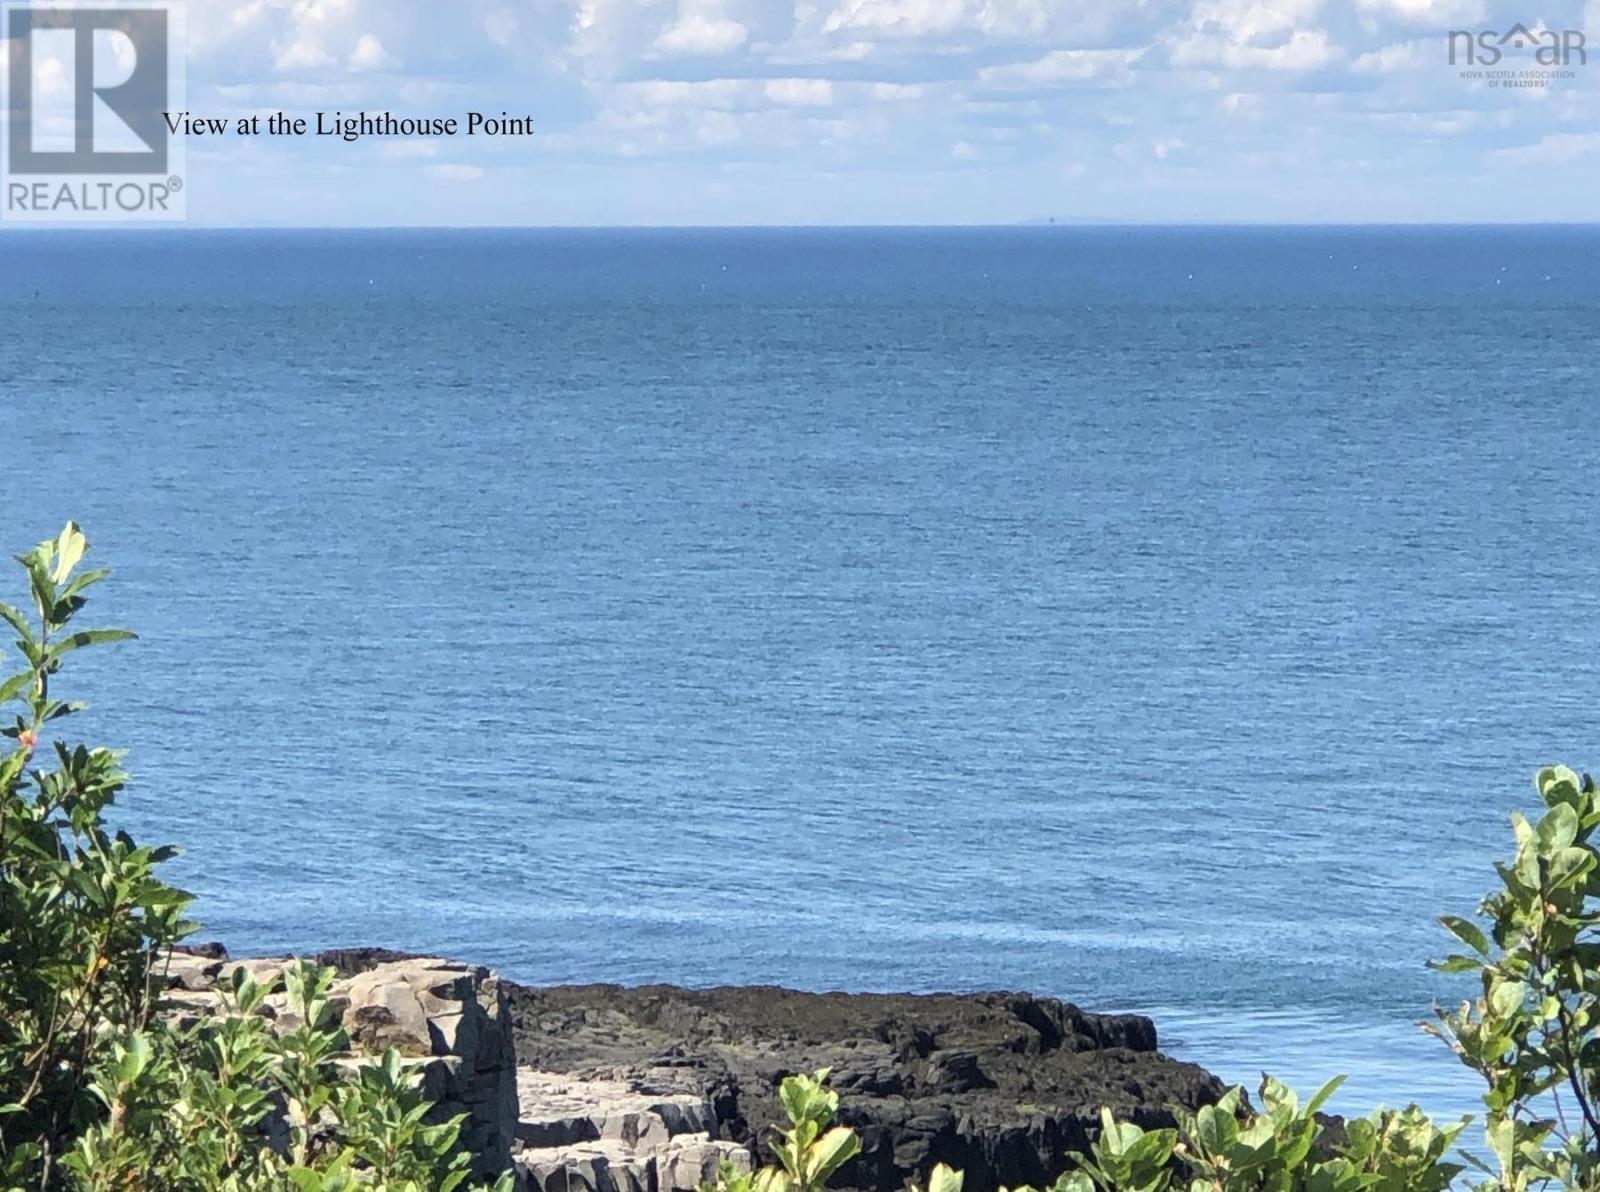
[1015,216,1128,226]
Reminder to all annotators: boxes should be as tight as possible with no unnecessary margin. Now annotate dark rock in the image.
[174,941,230,960]
[312,946,420,977]
[926,1051,994,1093]
[505,983,1226,1192]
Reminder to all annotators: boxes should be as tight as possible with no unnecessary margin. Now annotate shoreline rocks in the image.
[505,983,1225,1192]
[168,947,1229,1192]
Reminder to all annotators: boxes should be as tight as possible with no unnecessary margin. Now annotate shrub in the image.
[1428,765,1600,1191]
[0,524,510,1191]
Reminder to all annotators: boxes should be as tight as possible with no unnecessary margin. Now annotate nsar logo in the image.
[1447,22,1587,66]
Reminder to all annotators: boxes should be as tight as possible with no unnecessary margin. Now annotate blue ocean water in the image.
[3,226,1599,1127]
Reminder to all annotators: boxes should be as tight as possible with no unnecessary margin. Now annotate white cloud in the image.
[272,0,353,71]
[1171,27,1341,69]
[274,38,334,70]
[1168,0,1342,71]
[1355,0,1485,25]
[1350,40,1429,73]
[618,79,753,108]
[1493,132,1600,164]
[31,51,70,98]
[765,78,835,105]
[813,41,878,60]
[348,33,397,71]
[978,49,1141,88]
[819,0,1053,40]
[655,13,749,54]
[571,0,681,73]
[95,27,139,81]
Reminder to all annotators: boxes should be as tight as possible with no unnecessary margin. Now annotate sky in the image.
[8,0,1600,224]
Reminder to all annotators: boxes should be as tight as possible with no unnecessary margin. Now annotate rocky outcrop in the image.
[507,984,1227,1192]
[166,948,1228,1192]
[162,950,518,1182]
[513,1069,752,1192]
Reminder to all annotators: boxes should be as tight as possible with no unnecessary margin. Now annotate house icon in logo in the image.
[1498,23,1539,49]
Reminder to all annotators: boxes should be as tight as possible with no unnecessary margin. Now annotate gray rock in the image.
[157,952,517,1184]
[660,1137,754,1191]
[513,1070,753,1192]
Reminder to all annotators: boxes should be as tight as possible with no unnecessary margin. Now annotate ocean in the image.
[3,225,1598,1125]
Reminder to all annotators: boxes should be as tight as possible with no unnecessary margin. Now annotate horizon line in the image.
[3,219,1600,233]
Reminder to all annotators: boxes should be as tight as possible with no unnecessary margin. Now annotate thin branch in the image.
[1556,999,1600,1142]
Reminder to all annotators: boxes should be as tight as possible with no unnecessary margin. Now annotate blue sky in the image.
[19,0,1600,223]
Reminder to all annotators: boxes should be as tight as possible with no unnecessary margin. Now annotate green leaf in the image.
[1549,845,1594,889]
[1304,1074,1346,1117]
[810,1126,861,1183]
[1535,803,1579,854]
[926,1164,964,1192]
[1488,979,1527,1020]
[1194,1103,1236,1154]
[45,628,137,662]
[1439,915,1491,957]
[117,1032,152,1082]
[18,548,57,619]
[1537,765,1583,802]
[56,567,109,602]
[1121,1130,1175,1171]
[1483,1114,1514,1171]
[0,671,30,705]
[51,522,87,584]
[0,602,33,644]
